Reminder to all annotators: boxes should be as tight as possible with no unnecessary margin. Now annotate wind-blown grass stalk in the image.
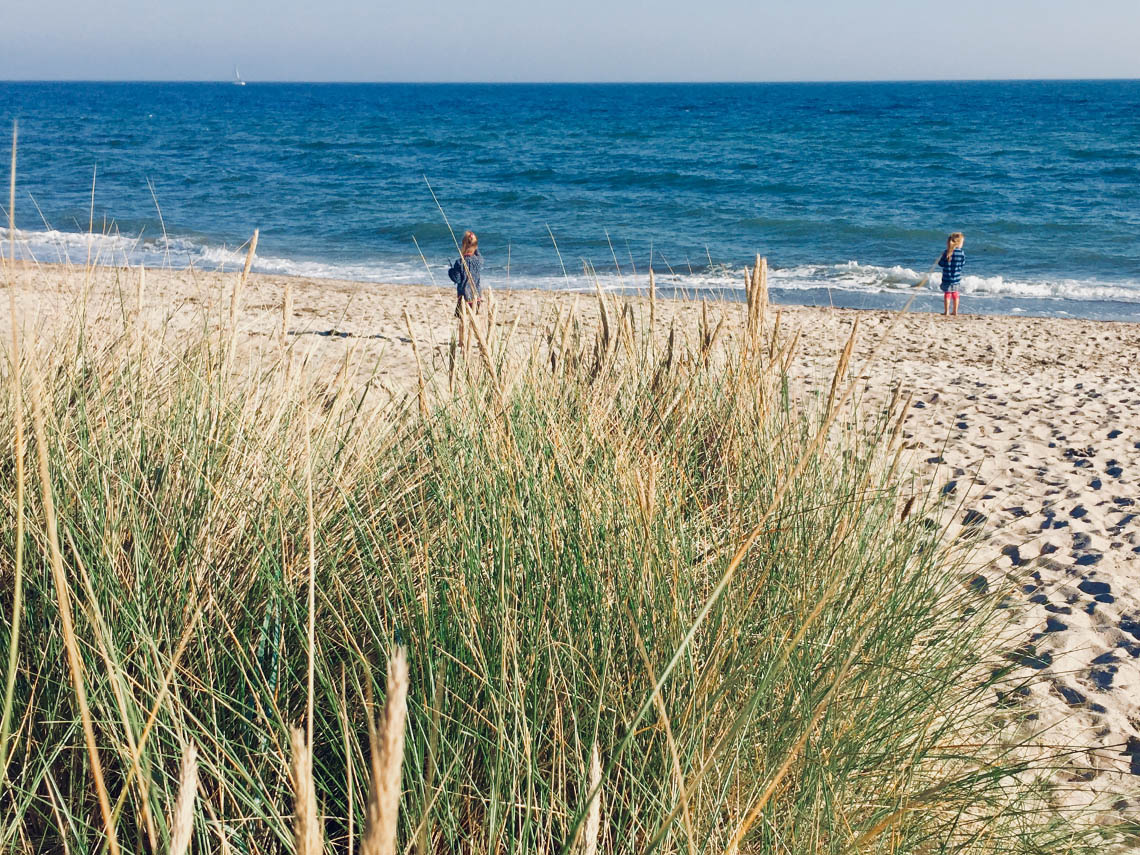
[648,267,657,344]
[340,667,355,855]
[282,280,293,343]
[414,662,445,855]
[6,120,13,268]
[403,309,429,419]
[411,235,436,286]
[0,121,24,782]
[546,222,570,283]
[304,417,318,749]
[225,229,258,369]
[825,316,859,417]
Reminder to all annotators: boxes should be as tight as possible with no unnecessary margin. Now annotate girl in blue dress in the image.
[938,232,965,316]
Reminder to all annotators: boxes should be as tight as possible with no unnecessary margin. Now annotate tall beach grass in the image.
[0,233,1121,854]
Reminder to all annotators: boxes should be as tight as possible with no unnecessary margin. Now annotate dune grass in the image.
[0,250,1117,855]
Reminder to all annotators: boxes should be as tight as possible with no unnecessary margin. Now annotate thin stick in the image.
[910,256,944,290]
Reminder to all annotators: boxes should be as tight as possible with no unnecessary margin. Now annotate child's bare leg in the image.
[943,294,951,315]
[952,294,959,316]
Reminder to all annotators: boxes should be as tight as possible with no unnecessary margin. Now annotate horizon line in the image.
[3,76,1139,85]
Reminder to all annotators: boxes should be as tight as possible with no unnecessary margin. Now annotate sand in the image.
[4,261,1139,811]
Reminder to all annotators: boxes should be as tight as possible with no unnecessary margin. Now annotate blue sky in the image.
[3,0,1138,81]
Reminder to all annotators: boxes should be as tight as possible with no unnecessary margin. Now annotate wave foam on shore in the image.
[4,227,1139,307]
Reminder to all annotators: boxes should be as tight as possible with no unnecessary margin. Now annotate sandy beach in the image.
[6,261,1140,812]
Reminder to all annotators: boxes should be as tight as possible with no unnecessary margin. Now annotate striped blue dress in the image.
[939,248,965,293]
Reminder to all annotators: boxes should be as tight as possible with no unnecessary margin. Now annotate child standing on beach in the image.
[938,232,965,316]
[449,230,484,317]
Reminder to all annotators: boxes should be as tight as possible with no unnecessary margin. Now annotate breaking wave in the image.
[3,228,1138,308]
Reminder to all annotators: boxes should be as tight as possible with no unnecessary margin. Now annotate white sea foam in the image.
[487,260,1140,305]
[766,261,1140,304]
[576,261,1140,305]
[0,227,432,285]
[3,227,1138,307]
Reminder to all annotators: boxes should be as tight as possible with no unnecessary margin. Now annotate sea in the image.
[1,80,1138,320]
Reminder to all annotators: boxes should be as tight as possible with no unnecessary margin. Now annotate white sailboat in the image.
[233,65,246,86]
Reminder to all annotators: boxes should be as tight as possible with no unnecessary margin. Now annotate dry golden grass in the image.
[291,726,323,855]
[361,647,410,855]
[168,743,199,855]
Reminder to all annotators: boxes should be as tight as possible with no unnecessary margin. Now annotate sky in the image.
[2,0,1139,82]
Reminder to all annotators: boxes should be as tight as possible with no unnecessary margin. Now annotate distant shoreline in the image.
[10,258,1140,325]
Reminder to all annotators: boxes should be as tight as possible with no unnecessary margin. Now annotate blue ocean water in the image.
[1,81,1138,319]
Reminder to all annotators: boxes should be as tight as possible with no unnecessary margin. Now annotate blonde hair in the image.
[946,232,964,257]
[461,230,478,255]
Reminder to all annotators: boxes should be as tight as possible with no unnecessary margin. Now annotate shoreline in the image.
[6,253,1140,324]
